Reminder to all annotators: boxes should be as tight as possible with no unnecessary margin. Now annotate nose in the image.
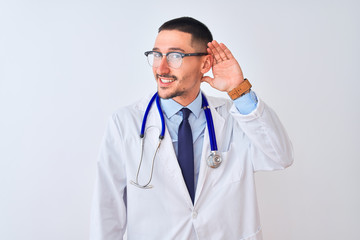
[156,55,170,75]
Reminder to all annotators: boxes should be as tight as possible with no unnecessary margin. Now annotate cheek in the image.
[181,62,199,75]
[180,72,201,89]
[182,65,203,81]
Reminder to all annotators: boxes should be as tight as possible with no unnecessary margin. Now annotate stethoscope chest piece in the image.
[207,151,222,168]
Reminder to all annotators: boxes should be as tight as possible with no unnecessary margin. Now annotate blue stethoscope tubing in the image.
[131,92,222,189]
[140,92,165,139]
[202,94,217,151]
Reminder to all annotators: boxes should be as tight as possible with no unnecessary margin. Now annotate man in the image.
[90,17,293,240]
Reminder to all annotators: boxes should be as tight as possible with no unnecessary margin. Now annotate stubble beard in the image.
[157,85,186,100]
[155,73,200,103]
[156,74,184,100]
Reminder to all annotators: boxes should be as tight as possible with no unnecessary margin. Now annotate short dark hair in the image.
[158,17,213,49]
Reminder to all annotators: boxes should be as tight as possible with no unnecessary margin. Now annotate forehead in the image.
[153,30,194,52]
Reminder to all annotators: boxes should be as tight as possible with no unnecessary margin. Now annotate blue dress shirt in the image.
[160,90,258,189]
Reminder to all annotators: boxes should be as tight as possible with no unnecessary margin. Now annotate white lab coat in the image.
[90,93,293,240]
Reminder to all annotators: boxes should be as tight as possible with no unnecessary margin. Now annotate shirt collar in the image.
[160,91,203,119]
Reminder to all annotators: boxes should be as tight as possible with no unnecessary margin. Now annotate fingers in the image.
[207,40,234,64]
[220,43,234,59]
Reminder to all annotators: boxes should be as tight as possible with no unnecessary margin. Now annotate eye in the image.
[168,53,182,60]
[153,52,162,58]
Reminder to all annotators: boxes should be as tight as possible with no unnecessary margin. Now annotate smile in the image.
[160,78,175,83]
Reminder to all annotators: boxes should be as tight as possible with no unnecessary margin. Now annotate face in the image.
[152,30,210,106]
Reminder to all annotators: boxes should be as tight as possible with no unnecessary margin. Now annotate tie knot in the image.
[181,108,191,120]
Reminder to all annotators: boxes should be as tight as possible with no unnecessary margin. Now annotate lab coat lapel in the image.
[138,97,194,206]
[195,96,226,204]
[158,122,198,206]
[133,97,165,186]
[157,128,195,206]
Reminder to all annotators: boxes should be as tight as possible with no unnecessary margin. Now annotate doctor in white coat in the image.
[90,17,293,240]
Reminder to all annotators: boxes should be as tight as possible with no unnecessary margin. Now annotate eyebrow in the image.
[152,47,186,52]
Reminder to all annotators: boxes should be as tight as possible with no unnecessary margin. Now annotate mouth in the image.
[160,78,175,83]
[157,74,177,84]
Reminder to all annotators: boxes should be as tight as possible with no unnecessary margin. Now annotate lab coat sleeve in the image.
[90,115,127,240]
[229,97,294,172]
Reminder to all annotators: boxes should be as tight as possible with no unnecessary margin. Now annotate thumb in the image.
[201,76,213,84]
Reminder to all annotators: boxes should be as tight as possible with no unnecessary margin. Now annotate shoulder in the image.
[108,93,154,129]
[112,94,153,118]
[205,94,233,116]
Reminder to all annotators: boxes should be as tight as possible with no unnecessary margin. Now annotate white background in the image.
[1,0,359,239]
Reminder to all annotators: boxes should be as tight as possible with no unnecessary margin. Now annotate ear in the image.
[200,54,213,74]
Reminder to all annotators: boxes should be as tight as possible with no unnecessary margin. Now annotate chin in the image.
[157,91,174,100]
[157,88,181,100]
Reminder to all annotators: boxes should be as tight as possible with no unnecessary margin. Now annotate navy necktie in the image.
[178,108,195,203]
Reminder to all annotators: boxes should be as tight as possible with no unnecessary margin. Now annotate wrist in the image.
[227,78,252,100]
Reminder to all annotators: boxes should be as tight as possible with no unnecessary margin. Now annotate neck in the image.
[172,90,200,106]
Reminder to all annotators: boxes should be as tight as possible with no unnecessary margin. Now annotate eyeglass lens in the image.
[147,52,183,69]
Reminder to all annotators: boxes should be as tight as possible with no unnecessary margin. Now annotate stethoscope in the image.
[130,92,222,189]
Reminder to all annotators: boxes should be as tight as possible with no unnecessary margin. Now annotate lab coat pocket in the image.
[208,143,244,188]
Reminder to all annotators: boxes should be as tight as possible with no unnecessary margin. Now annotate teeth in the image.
[160,78,175,83]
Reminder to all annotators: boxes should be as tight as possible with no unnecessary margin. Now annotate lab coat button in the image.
[192,211,198,219]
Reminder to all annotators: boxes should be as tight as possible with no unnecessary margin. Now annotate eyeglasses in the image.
[144,51,208,69]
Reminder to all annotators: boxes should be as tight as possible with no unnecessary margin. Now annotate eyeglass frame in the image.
[144,51,208,69]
